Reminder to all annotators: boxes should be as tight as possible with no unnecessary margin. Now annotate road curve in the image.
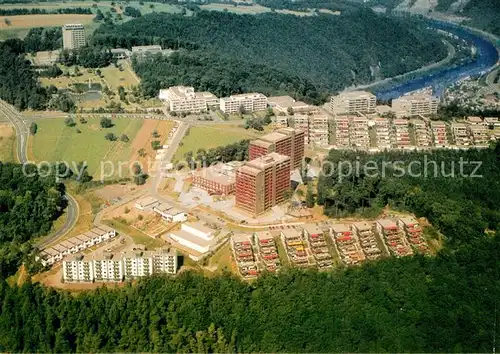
[0,100,79,247]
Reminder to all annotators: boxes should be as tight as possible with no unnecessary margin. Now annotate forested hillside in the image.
[0,163,66,277]
[92,10,447,102]
[317,144,500,246]
[0,233,498,352]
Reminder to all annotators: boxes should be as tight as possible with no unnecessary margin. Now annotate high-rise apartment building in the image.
[219,93,267,113]
[93,254,123,282]
[62,254,94,283]
[391,94,439,117]
[123,251,153,280]
[62,24,86,50]
[158,86,218,113]
[235,153,291,216]
[330,91,376,114]
[248,128,304,169]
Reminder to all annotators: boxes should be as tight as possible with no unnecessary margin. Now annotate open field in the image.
[31,116,143,179]
[173,124,261,162]
[0,124,16,163]
[100,65,140,91]
[0,14,94,29]
[200,3,271,14]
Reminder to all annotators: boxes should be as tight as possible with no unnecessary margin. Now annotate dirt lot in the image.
[129,119,174,173]
[0,14,94,29]
[94,184,141,203]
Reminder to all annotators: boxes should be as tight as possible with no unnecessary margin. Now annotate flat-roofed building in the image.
[274,115,289,128]
[110,48,131,59]
[411,119,432,147]
[484,117,500,128]
[60,239,79,254]
[134,196,159,211]
[374,117,391,149]
[392,94,439,117]
[309,113,330,146]
[281,228,309,266]
[93,254,123,282]
[219,93,267,113]
[62,254,94,283]
[159,86,218,113]
[467,116,484,125]
[268,95,311,114]
[131,45,162,55]
[152,248,178,274]
[122,250,153,279]
[469,124,489,146]
[430,120,449,147]
[169,222,217,254]
[376,218,413,257]
[153,203,188,222]
[235,153,291,216]
[31,50,60,66]
[292,115,310,144]
[249,128,304,169]
[192,163,236,195]
[254,231,280,272]
[393,119,411,148]
[452,122,470,146]
[350,116,369,149]
[62,24,86,50]
[330,91,376,114]
[334,116,350,148]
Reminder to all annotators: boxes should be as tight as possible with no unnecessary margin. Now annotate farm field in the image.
[0,14,94,29]
[200,3,271,14]
[172,124,261,162]
[30,116,143,179]
[0,124,16,163]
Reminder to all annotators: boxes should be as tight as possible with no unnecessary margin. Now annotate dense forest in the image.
[0,163,66,278]
[317,144,500,246]
[180,139,250,167]
[0,232,498,352]
[0,39,48,110]
[23,27,62,53]
[93,10,447,102]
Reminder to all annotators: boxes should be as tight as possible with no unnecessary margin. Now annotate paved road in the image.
[0,100,79,247]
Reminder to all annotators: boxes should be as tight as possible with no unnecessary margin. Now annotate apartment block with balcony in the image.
[268,95,312,114]
[281,229,309,267]
[352,221,381,260]
[249,128,304,169]
[392,94,439,117]
[235,153,291,216]
[122,251,154,279]
[411,119,432,147]
[309,113,330,146]
[292,114,310,144]
[430,121,449,147]
[302,224,332,268]
[374,117,392,149]
[349,116,370,149]
[219,93,267,113]
[231,233,259,278]
[452,122,470,146]
[393,119,411,149]
[254,231,280,272]
[330,91,376,114]
[398,217,429,254]
[274,115,289,128]
[159,86,218,113]
[330,224,365,266]
[152,248,178,275]
[93,254,123,282]
[62,254,94,283]
[334,116,350,148]
[468,124,489,146]
[62,24,86,50]
[376,219,413,257]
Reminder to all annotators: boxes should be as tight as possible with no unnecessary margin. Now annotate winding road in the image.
[0,100,79,248]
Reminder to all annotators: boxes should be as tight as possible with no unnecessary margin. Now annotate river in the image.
[373,20,499,101]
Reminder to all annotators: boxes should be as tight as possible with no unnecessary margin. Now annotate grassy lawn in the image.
[173,124,260,162]
[100,64,139,91]
[31,116,143,179]
[0,125,16,163]
[103,219,165,249]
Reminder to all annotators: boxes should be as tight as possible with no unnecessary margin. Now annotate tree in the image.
[151,140,161,150]
[79,117,87,124]
[105,133,117,141]
[305,184,315,208]
[120,134,129,142]
[152,129,160,138]
[76,128,81,133]
[132,162,147,185]
[100,117,113,128]
[4,18,11,26]
[287,106,294,115]
[29,122,37,135]
[138,148,146,157]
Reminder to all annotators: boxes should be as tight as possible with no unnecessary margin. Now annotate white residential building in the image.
[219,93,267,113]
[93,254,124,282]
[122,251,153,279]
[62,24,86,50]
[62,254,94,283]
[330,91,376,114]
[334,116,350,148]
[374,117,391,149]
[152,248,178,274]
[411,119,432,147]
[350,116,370,149]
[309,113,330,146]
[392,94,439,117]
[159,86,218,113]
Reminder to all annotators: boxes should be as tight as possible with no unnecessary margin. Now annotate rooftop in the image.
[247,152,290,170]
[260,131,289,143]
[352,221,372,231]
[154,202,173,213]
[377,218,398,229]
[182,221,214,235]
[195,163,236,185]
[171,230,216,248]
[395,93,437,101]
[302,224,323,235]
[255,231,274,241]
[232,233,252,244]
[281,228,302,239]
[467,116,483,123]
[399,216,418,226]
[331,223,351,233]
[336,91,375,99]
[135,196,158,207]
